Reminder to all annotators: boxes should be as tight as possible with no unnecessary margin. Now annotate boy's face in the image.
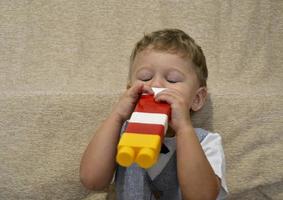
[130,48,202,110]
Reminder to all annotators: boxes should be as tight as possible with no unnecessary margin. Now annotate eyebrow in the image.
[167,68,186,77]
[134,67,153,74]
[133,65,188,78]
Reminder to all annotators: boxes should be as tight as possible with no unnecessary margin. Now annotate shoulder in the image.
[195,128,223,147]
[196,129,229,197]
[197,129,225,163]
[196,129,226,178]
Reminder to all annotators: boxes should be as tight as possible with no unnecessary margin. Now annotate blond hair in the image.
[129,29,208,87]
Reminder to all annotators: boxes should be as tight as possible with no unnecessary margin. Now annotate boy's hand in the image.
[112,82,153,123]
[155,89,192,134]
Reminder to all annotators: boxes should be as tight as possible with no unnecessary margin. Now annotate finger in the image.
[155,92,176,105]
[127,82,144,98]
[142,85,154,95]
[158,88,183,97]
[155,89,181,102]
[156,90,187,107]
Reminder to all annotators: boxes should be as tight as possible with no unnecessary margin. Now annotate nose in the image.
[147,76,165,88]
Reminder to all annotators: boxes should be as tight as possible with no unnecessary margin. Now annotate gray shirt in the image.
[115,128,212,200]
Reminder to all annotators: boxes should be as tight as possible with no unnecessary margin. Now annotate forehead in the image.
[131,48,194,74]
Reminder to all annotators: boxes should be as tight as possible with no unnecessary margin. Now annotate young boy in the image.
[80,29,228,199]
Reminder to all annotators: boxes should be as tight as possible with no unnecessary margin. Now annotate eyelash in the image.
[141,78,151,82]
[167,79,178,83]
[140,77,178,83]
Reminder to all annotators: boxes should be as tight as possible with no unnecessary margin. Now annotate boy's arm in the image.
[80,82,153,190]
[176,124,220,200]
[79,112,122,190]
[155,89,220,200]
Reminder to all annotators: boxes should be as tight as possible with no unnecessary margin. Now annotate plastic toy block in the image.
[116,88,171,169]
[136,95,171,116]
[116,133,161,168]
[126,123,165,138]
[129,112,168,129]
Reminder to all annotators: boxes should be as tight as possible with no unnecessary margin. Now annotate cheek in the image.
[166,85,190,104]
[129,74,135,84]
[129,73,139,84]
[180,87,196,105]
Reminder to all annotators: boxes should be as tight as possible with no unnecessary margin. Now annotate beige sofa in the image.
[1,0,282,199]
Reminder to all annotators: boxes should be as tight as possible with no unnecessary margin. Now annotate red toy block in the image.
[135,95,171,117]
[126,122,165,138]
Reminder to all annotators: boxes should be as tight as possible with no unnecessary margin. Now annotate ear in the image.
[191,87,207,112]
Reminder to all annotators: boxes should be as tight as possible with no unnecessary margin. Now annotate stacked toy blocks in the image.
[116,88,170,168]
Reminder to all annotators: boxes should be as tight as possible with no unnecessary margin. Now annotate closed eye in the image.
[166,70,184,83]
[136,68,153,82]
[141,77,152,82]
[166,79,178,83]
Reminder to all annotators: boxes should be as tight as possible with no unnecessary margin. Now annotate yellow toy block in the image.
[116,133,161,169]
